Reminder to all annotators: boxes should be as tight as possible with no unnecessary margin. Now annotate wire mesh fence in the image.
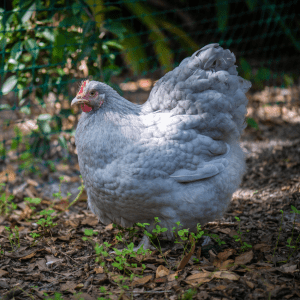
[0,0,299,169]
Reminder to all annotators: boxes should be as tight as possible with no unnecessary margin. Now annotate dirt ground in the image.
[0,84,300,300]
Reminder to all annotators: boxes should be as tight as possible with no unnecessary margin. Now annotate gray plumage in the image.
[72,44,251,238]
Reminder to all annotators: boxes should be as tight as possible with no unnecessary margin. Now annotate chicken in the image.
[71,43,251,239]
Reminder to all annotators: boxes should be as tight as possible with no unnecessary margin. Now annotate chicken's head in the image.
[71,80,105,112]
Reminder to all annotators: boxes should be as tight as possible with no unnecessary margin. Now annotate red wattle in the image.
[81,104,92,112]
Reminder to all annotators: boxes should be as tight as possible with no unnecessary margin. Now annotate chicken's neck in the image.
[76,94,143,170]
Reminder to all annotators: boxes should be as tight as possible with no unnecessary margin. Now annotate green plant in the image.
[180,288,197,300]
[36,209,57,232]
[233,216,252,252]
[5,225,20,251]
[137,217,168,264]
[273,209,284,257]
[0,183,16,216]
[205,232,226,246]
[172,222,205,260]
[103,1,198,75]
[285,206,300,261]
[24,197,41,211]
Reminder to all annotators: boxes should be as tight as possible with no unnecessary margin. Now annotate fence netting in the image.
[0,0,299,170]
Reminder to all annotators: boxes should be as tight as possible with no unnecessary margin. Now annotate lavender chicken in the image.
[71,43,251,240]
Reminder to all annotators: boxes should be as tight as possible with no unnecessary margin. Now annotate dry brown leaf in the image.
[60,281,77,293]
[177,237,196,270]
[19,251,37,260]
[280,264,297,273]
[214,271,240,281]
[215,285,227,290]
[131,275,152,286]
[168,271,179,282]
[214,259,235,270]
[253,243,271,252]
[56,164,70,171]
[81,216,99,226]
[105,223,114,231]
[156,265,170,278]
[65,219,80,228]
[94,266,104,274]
[57,235,71,241]
[235,250,253,265]
[19,205,33,221]
[0,269,9,277]
[185,272,213,286]
[228,230,238,238]
[217,249,236,261]
[75,283,84,290]
[218,228,231,234]
[196,247,201,260]
[246,280,255,289]
[27,179,39,186]
[0,165,16,183]
[36,259,48,271]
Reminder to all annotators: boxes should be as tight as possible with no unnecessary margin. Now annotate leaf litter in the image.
[0,90,300,299]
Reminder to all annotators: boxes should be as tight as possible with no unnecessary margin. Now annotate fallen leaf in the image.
[218,228,231,234]
[65,219,80,228]
[280,264,297,273]
[60,281,77,293]
[177,237,195,270]
[156,265,170,278]
[20,251,37,260]
[81,216,98,226]
[214,259,235,270]
[228,230,238,238]
[155,277,167,283]
[57,235,71,241]
[27,179,39,186]
[168,271,179,282]
[0,269,8,277]
[36,259,48,271]
[253,243,271,252]
[131,275,152,286]
[196,247,201,259]
[214,271,240,280]
[217,249,236,261]
[75,283,84,290]
[235,250,253,265]
[215,285,227,290]
[19,206,33,221]
[0,165,16,183]
[94,266,104,274]
[105,223,113,231]
[246,280,255,289]
[185,272,213,286]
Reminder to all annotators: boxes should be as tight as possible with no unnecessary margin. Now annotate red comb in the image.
[77,80,88,96]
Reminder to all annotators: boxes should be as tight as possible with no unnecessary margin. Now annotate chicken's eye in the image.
[90,91,96,96]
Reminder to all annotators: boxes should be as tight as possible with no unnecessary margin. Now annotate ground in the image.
[0,82,299,300]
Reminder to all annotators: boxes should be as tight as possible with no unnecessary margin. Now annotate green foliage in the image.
[0,0,124,159]
[0,183,16,216]
[233,216,252,252]
[5,225,20,251]
[116,1,198,74]
[285,206,300,261]
[181,288,197,300]
[24,197,41,211]
[247,118,259,130]
[36,209,57,232]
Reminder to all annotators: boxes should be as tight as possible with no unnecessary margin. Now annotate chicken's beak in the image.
[71,97,89,107]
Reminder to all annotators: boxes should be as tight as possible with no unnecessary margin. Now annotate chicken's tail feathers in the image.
[142,44,251,141]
